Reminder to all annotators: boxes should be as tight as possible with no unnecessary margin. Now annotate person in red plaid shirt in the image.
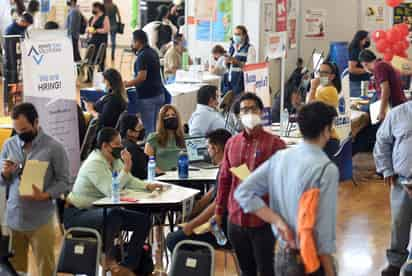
[215,93,286,276]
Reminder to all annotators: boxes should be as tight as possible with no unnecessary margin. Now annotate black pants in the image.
[64,207,151,270]
[72,37,81,62]
[228,222,275,276]
[324,138,340,165]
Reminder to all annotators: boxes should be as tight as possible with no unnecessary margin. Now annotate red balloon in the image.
[383,51,394,62]
[376,39,390,53]
[399,51,409,58]
[400,39,410,50]
[372,30,387,42]
[395,23,410,37]
[386,0,404,8]
[387,28,402,42]
[393,41,405,55]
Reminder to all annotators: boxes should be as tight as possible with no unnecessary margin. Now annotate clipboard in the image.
[19,160,49,196]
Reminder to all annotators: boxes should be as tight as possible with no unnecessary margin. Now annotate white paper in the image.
[19,160,49,196]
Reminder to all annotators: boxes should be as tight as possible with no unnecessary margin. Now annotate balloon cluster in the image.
[386,0,404,7]
[372,24,410,62]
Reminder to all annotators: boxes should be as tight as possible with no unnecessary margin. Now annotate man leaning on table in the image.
[374,100,412,276]
[215,93,286,276]
[0,103,71,276]
[235,102,339,276]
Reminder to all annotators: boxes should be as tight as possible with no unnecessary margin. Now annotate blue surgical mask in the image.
[233,35,242,45]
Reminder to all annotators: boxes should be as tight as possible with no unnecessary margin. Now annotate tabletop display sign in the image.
[243,63,271,108]
[266,32,287,60]
[21,30,80,176]
[335,77,351,141]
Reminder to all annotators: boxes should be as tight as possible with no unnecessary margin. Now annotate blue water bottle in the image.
[178,150,189,179]
[111,171,120,203]
[210,218,227,246]
[147,156,156,182]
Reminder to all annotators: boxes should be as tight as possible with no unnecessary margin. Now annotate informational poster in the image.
[244,63,271,108]
[194,1,217,20]
[263,2,274,32]
[276,0,287,32]
[304,9,326,39]
[394,2,412,42]
[196,0,232,42]
[288,17,297,49]
[22,30,80,176]
[266,32,286,59]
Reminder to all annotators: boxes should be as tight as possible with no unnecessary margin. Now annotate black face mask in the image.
[18,131,37,143]
[164,117,178,130]
[138,129,146,141]
[364,40,371,49]
[111,146,124,159]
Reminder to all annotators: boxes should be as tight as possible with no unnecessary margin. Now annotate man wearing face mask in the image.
[215,93,286,276]
[0,103,70,275]
[189,85,226,137]
[222,25,257,96]
[66,127,162,276]
[125,30,165,135]
[118,114,148,180]
[164,33,190,80]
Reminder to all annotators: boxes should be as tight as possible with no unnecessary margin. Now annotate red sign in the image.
[276,0,287,32]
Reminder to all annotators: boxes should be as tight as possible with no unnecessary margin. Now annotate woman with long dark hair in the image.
[86,68,128,128]
[348,30,371,97]
[308,61,341,162]
[88,2,110,71]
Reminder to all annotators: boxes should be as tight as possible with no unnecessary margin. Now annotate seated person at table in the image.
[86,68,128,129]
[65,127,162,276]
[166,129,232,252]
[163,33,186,80]
[210,45,227,76]
[144,104,186,172]
[119,114,148,180]
[272,84,303,123]
[189,85,226,137]
[307,61,341,162]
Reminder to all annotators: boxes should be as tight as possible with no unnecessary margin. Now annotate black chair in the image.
[54,227,102,276]
[94,43,107,73]
[77,44,96,83]
[80,118,99,161]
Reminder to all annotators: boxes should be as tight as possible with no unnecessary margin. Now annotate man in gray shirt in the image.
[0,103,70,275]
[374,101,412,276]
[66,0,82,62]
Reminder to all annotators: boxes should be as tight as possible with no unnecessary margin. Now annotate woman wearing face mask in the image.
[119,114,148,180]
[348,30,371,97]
[308,61,341,162]
[222,25,257,96]
[88,2,110,71]
[144,104,186,172]
[86,68,128,129]
[66,127,162,276]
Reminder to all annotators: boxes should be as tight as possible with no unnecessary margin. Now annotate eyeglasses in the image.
[318,70,332,77]
[240,106,259,114]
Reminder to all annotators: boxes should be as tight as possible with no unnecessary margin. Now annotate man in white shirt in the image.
[189,85,226,137]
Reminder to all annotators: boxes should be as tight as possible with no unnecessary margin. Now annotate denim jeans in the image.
[386,182,412,268]
[139,93,165,135]
[227,222,275,276]
[349,80,361,98]
[110,32,117,60]
[64,207,151,270]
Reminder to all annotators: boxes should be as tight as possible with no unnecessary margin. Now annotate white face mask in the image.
[241,114,262,129]
[320,77,330,86]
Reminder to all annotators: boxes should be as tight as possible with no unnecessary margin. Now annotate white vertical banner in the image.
[21,30,80,176]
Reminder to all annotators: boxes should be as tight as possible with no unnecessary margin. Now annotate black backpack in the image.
[80,13,87,35]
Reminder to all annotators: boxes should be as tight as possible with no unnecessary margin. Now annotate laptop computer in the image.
[185,137,218,169]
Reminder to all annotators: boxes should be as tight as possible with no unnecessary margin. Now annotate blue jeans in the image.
[139,93,165,135]
[350,81,361,98]
[110,31,117,60]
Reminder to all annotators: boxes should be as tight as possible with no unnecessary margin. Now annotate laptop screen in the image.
[185,137,208,162]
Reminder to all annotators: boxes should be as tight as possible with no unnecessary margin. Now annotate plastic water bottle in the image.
[280,108,289,137]
[111,171,120,203]
[147,156,156,182]
[178,150,189,179]
[182,52,190,71]
[210,219,227,246]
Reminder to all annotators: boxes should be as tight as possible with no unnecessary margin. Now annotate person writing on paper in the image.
[0,103,70,275]
[373,101,412,276]
[359,49,406,122]
[166,129,232,252]
[144,104,186,172]
[189,85,226,137]
[235,102,339,276]
[307,61,341,162]
[65,127,162,276]
[222,25,257,96]
[215,93,286,276]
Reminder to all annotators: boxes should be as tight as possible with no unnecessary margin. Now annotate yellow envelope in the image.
[230,164,251,181]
